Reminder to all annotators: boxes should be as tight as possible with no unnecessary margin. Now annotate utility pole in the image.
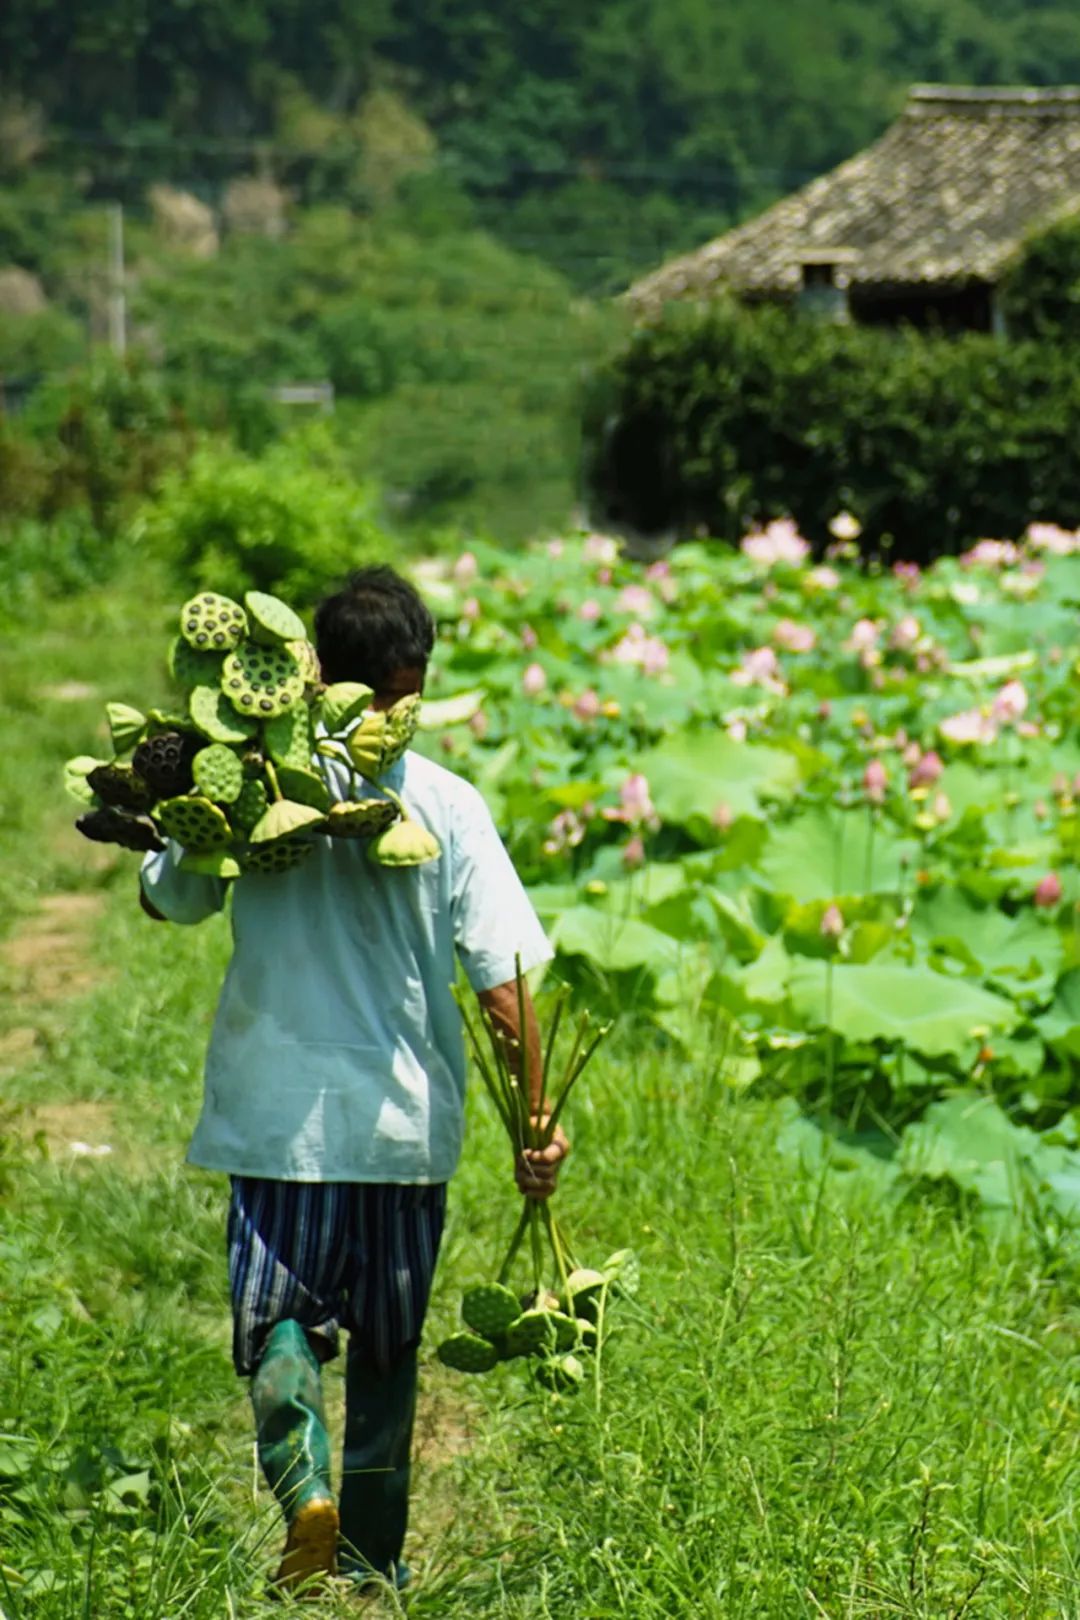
[107,202,126,357]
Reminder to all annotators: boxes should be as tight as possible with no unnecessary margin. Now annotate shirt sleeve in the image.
[140,842,228,926]
[451,789,553,993]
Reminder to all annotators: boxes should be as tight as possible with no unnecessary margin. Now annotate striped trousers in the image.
[227,1178,447,1376]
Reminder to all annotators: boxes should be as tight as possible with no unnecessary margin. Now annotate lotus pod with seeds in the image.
[563,1268,607,1323]
[249,799,325,844]
[105,702,147,754]
[578,1321,599,1352]
[602,1249,640,1298]
[535,1353,586,1393]
[146,707,196,734]
[287,638,321,688]
[263,707,314,769]
[158,795,233,852]
[192,744,245,804]
[242,838,314,876]
[221,643,304,719]
[132,731,201,801]
[244,590,307,646]
[319,682,374,733]
[230,777,269,834]
[436,1333,499,1374]
[87,763,155,813]
[275,765,330,813]
[180,850,241,879]
[345,710,389,779]
[64,756,106,806]
[504,1311,558,1358]
[190,684,259,745]
[180,592,248,651]
[384,692,422,762]
[549,1312,582,1353]
[462,1283,521,1342]
[169,636,224,692]
[324,799,398,840]
[76,806,164,853]
[367,817,441,868]
[521,1288,563,1314]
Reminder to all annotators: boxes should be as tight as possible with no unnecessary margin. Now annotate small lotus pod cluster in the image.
[66,584,444,879]
[436,1251,634,1392]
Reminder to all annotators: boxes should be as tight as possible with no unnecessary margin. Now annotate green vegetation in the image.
[588,300,1080,553]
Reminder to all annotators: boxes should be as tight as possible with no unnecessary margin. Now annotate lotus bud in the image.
[522,662,547,696]
[909,750,943,789]
[862,760,888,805]
[821,903,845,940]
[1034,872,1063,908]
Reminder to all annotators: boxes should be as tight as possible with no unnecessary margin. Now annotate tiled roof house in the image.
[628,86,1080,331]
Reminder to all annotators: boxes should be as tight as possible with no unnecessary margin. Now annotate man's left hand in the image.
[515,1119,570,1201]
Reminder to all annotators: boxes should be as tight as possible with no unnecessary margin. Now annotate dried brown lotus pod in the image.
[76,806,164,853]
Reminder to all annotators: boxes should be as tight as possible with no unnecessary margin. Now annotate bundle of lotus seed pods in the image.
[64,588,440,878]
[438,965,635,1393]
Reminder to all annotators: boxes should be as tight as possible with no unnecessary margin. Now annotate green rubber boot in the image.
[251,1319,338,1593]
[338,1345,417,1588]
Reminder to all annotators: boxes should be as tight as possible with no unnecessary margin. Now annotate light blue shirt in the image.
[140,749,552,1184]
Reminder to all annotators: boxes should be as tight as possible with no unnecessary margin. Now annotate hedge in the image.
[585,301,1080,561]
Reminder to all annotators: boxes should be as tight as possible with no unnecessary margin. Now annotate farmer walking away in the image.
[139,565,568,1597]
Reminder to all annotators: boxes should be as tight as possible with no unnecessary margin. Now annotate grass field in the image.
[3,568,1080,1618]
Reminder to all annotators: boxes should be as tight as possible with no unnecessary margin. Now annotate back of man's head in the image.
[314,566,435,692]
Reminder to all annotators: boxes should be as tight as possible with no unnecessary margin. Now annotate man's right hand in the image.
[515,1117,570,1201]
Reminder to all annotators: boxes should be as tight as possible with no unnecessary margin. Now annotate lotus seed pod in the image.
[242,838,314,875]
[169,636,225,692]
[436,1333,499,1374]
[189,685,259,745]
[180,592,248,651]
[221,643,304,718]
[249,799,325,844]
[192,744,245,804]
[504,1311,558,1358]
[535,1353,586,1393]
[549,1312,581,1352]
[263,707,314,769]
[86,763,155,813]
[274,765,330,813]
[76,807,164,853]
[564,1268,607,1323]
[145,707,195,734]
[244,590,307,646]
[105,702,147,755]
[179,850,241,879]
[346,711,389,779]
[367,818,441,868]
[287,638,321,687]
[157,795,233,852]
[132,731,201,800]
[383,692,422,766]
[461,1284,521,1342]
[577,1321,599,1353]
[324,799,398,839]
[230,777,269,834]
[601,1249,640,1298]
[319,682,374,733]
[64,756,106,806]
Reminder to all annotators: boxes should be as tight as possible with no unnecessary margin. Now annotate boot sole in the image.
[275,1496,340,1594]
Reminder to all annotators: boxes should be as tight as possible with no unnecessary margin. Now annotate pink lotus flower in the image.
[863,759,888,805]
[522,662,547,697]
[573,689,601,721]
[726,717,748,742]
[604,772,659,829]
[547,538,565,559]
[805,564,840,592]
[1034,872,1063,908]
[731,645,785,692]
[908,750,944,789]
[890,615,921,651]
[773,617,816,653]
[741,517,810,568]
[621,834,646,870]
[597,567,613,586]
[579,598,602,622]
[992,680,1028,725]
[542,809,586,856]
[608,623,670,675]
[583,533,618,564]
[645,559,671,580]
[847,618,880,653]
[1026,522,1080,555]
[893,560,921,586]
[820,903,845,939]
[520,623,538,649]
[829,511,862,541]
[939,708,997,745]
[712,802,733,831]
[961,539,1018,569]
[616,583,656,617]
[453,550,478,585]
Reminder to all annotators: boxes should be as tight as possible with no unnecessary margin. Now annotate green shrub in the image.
[140,430,393,604]
[999,214,1080,344]
[587,301,1080,559]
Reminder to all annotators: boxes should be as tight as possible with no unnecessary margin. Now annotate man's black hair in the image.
[314,566,436,690]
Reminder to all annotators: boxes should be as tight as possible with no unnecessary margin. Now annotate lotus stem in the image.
[264,759,283,802]
[497,1202,532,1287]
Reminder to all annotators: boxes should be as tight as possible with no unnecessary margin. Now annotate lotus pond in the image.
[415,520,1080,1236]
